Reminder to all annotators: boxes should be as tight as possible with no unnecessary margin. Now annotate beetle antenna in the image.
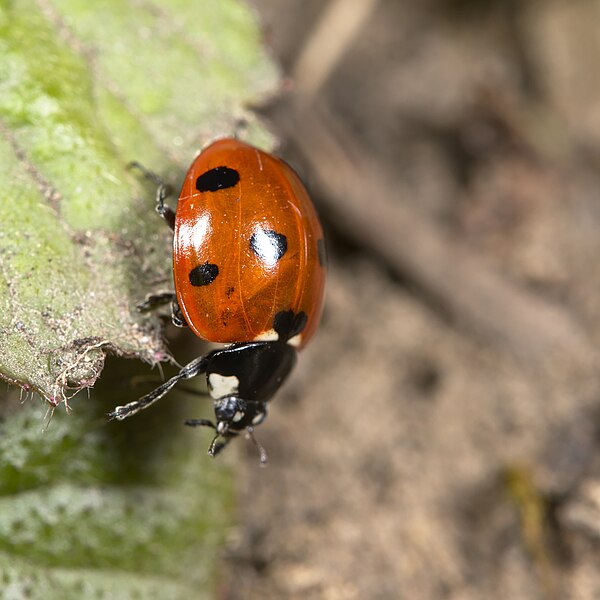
[208,433,222,456]
[246,427,268,466]
[186,420,241,459]
[207,432,236,457]
[184,418,216,430]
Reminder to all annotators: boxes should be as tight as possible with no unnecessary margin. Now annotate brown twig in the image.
[291,0,380,102]
[276,101,595,369]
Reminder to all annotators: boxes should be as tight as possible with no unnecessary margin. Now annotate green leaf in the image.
[0,388,235,598]
[0,0,279,595]
[0,0,279,401]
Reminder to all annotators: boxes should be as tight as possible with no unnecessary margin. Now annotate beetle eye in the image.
[232,410,246,423]
[251,411,266,426]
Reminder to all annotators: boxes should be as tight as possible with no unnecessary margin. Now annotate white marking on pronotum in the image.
[208,374,240,399]
[232,411,244,423]
[287,334,302,348]
[253,329,279,342]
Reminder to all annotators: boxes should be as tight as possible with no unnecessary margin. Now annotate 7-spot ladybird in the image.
[109,138,326,462]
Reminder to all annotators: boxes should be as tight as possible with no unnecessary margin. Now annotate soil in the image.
[222,1,600,598]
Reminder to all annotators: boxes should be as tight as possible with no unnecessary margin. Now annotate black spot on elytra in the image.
[225,286,235,298]
[196,167,240,192]
[250,229,287,264]
[274,310,307,341]
[317,238,327,267]
[189,262,219,286]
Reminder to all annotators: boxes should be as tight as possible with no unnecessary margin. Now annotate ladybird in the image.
[109,138,326,462]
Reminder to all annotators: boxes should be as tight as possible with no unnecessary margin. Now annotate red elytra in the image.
[174,138,325,348]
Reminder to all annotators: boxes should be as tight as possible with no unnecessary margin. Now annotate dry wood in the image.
[276,101,595,369]
[291,0,380,101]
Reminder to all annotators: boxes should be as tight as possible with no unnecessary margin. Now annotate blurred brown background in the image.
[224,1,600,598]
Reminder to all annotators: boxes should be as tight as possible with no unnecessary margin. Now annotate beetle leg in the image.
[136,294,188,328]
[136,292,176,312]
[128,161,175,230]
[170,298,187,327]
[155,182,176,230]
[108,355,210,421]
